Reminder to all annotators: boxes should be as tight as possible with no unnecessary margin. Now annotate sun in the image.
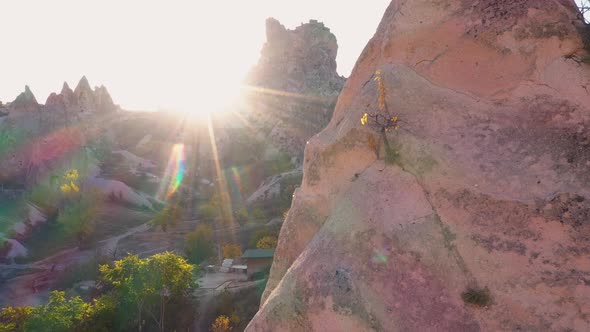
[183,76,244,118]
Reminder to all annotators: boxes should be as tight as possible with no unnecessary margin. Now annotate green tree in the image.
[185,225,215,264]
[99,255,149,332]
[145,252,195,331]
[152,204,182,232]
[23,291,88,332]
[234,207,249,225]
[0,306,32,332]
[198,204,218,222]
[58,189,100,245]
[99,252,195,332]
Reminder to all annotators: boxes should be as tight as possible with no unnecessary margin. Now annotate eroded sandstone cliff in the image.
[247,1,590,331]
[244,18,346,160]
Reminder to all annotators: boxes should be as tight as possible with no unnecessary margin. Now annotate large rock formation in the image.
[0,76,118,187]
[247,18,345,96]
[247,1,590,331]
[243,19,346,160]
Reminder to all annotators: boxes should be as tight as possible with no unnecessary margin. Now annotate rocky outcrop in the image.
[247,18,345,96]
[247,1,590,331]
[8,86,40,113]
[244,19,346,160]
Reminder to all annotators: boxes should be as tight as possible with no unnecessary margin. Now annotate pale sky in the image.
[0,1,390,113]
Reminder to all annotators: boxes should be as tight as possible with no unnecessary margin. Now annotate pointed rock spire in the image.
[74,76,92,96]
[61,82,73,95]
[10,85,39,112]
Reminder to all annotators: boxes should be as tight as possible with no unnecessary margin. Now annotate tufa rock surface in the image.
[243,18,346,160]
[247,1,590,331]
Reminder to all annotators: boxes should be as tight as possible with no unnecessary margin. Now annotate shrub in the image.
[360,69,399,133]
[211,315,232,332]
[461,287,492,307]
[234,208,249,225]
[251,208,266,223]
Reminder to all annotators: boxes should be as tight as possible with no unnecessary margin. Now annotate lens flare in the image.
[158,144,186,200]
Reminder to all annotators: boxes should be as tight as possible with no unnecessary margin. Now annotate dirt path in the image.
[0,220,154,307]
[97,222,151,256]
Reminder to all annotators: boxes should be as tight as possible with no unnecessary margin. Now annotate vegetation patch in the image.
[461,287,492,307]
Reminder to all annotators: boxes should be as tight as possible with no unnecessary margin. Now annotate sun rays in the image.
[157,143,186,201]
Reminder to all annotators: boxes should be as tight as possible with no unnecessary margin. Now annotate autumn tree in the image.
[249,227,279,248]
[256,236,278,249]
[211,315,232,332]
[153,204,182,231]
[222,244,242,259]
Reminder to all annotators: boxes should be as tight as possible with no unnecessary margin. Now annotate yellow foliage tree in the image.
[360,69,399,132]
[60,169,80,193]
[256,236,278,249]
[211,315,231,332]
[222,244,242,259]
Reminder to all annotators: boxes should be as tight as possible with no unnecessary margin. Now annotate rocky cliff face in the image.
[247,1,590,331]
[244,19,346,160]
[247,18,345,97]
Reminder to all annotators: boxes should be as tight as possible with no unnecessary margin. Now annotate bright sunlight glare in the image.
[0,1,390,116]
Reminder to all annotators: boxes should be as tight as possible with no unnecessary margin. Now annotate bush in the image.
[461,287,492,307]
[251,208,266,223]
[198,204,218,222]
[211,315,232,332]
[234,208,249,225]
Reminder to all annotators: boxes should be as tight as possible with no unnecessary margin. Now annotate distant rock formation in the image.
[247,18,345,96]
[46,77,118,116]
[243,19,346,160]
[8,77,117,118]
[247,1,590,331]
[8,86,40,113]
[0,76,119,188]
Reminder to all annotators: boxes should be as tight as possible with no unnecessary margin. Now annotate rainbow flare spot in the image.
[158,144,186,200]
